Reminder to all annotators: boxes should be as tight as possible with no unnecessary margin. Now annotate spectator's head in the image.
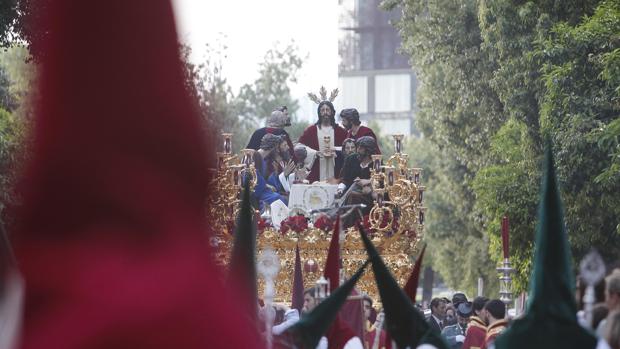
[483,299,506,324]
[606,271,620,311]
[605,311,620,349]
[363,295,374,321]
[445,305,456,326]
[303,288,318,314]
[430,297,447,319]
[593,303,609,330]
[457,301,473,325]
[473,296,489,317]
[452,292,468,307]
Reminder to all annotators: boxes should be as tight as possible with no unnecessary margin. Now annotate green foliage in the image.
[0,107,24,215]
[384,0,505,295]
[387,0,620,295]
[0,0,18,48]
[235,42,305,121]
[537,0,620,263]
[472,119,539,291]
[181,42,307,156]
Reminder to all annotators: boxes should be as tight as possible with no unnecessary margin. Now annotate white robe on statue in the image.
[316,125,335,181]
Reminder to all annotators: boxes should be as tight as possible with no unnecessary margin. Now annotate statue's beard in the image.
[280,151,290,162]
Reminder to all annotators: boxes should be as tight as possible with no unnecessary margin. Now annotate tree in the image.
[382,0,505,294]
[0,0,50,60]
[536,0,620,262]
[235,42,304,122]
[385,0,619,294]
[181,42,308,156]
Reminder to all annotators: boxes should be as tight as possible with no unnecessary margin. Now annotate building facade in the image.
[337,0,419,136]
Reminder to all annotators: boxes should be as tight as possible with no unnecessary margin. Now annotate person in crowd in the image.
[247,109,295,157]
[593,303,610,331]
[481,299,508,349]
[452,293,468,308]
[252,134,287,207]
[462,296,488,349]
[339,108,381,154]
[298,101,347,182]
[576,274,607,328]
[268,303,300,336]
[302,288,364,349]
[363,295,388,349]
[600,310,620,349]
[445,305,457,327]
[427,297,448,333]
[442,302,473,349]
[597,270,620,337]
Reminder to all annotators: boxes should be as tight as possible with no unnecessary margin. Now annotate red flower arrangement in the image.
[313,214,334,231]
[279,215,308,234]
[256,217,270,233]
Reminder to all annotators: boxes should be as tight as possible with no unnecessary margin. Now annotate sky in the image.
[172,0,340,122]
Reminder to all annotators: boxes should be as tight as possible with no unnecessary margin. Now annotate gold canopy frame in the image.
[209,133,426,303]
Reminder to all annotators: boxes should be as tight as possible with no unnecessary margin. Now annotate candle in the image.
[393,134,404,153]
[371,155,383,172]
[386,167,394,186]
[222,133,233,154]
[501,216,510,259]
[242,149,255,166]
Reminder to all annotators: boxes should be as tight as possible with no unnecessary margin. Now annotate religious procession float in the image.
[209,130,426,304]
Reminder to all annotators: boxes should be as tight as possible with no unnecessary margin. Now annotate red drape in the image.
[13,1,262,348]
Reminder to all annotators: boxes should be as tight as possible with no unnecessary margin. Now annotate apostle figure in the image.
[252,134,288,208]
[266,137,296,196]
[247,109,294,157]
[338,136,377,228]
[339,108,381,154]
[298,98,347,182]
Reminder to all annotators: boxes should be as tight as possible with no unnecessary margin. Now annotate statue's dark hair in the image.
[316,100,336,128]
[340,108,360,125]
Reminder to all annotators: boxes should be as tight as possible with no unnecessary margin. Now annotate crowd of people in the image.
[260,275,620,349]
[246,100,381,218]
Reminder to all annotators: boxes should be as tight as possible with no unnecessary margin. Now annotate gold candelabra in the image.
[210,133,426,303]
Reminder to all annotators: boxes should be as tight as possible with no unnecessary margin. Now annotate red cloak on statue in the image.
[346,125,381,154]
[298,124,347,182]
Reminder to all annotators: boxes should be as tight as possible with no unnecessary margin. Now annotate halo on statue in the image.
[307,86,339,104]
